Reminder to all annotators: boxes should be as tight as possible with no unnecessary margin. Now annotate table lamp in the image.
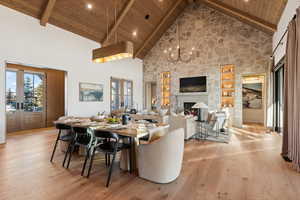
[192,102,208,121]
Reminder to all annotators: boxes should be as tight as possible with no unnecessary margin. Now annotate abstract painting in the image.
[79,82,103,102]
[242,83,262,109]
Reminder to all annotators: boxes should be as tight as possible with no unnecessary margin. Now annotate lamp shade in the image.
[93,41,134,63]
[192,102,208,109]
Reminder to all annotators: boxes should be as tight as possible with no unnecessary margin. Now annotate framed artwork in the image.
[242,83,262,109]
[79,82,103,102]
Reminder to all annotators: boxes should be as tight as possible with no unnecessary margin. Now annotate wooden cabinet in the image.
[221,65,235,108]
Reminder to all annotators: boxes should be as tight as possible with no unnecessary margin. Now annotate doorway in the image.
[5,63,66,133]
[144,81,157,111]
[6,69,46,132]
[242,74,266,127]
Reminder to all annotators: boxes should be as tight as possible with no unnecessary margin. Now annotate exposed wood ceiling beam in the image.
[197,0,277,34]
[135,0,185,58]
[101,0,136,45]
[40,0,57,26]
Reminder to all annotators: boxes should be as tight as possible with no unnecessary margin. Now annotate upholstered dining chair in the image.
[137,127,185,184]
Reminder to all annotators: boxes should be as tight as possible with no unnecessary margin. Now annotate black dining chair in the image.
[50,123,73,163]
[63,126,91,169]
[84,129,131,187]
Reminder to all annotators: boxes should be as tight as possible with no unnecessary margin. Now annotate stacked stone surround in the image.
[143,4,272,127]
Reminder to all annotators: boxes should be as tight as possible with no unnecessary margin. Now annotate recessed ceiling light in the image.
[244,0,249,2]
[86,3,93,9]
[132,31,137,37]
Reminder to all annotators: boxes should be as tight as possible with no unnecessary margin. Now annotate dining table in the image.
[53,117,167,174]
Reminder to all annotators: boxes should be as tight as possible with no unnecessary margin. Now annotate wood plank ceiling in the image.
[0,0,287,59]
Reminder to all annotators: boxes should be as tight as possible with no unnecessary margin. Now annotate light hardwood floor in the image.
[0,126,299,200]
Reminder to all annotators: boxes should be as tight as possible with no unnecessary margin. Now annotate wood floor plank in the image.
[0,126,299,200]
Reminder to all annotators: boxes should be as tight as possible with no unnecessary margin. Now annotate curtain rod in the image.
[272,14,296,57]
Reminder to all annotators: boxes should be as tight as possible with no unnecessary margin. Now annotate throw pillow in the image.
[170,111,178,117]
[160,109,168,116]
[148,126,168,143]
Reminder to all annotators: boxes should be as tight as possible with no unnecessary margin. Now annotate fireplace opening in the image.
[183,102,198,115]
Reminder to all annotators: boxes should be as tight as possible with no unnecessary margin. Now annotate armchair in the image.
[137,127,185,184]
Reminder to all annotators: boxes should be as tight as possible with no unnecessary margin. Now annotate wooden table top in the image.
[54,119,167,138]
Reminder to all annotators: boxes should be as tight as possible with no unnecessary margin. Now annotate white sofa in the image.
[169,111,228,139]
[169,115,197,140]
[137,127,185,183]
[130,114,169,123]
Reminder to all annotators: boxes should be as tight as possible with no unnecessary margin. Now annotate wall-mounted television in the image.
[179,76,207,93]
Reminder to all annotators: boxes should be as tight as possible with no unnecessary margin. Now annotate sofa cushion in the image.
[170,111,178,117]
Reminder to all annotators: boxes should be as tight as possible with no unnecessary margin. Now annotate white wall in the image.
[273,0,300,64]
[0,6,143,144]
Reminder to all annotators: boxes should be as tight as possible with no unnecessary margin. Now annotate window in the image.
[111,78,133,111]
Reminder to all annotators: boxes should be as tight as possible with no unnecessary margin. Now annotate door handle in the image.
[21,103,24,110]
[16,103,20,110]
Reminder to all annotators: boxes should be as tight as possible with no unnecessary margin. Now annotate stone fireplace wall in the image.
[143,4,272,127]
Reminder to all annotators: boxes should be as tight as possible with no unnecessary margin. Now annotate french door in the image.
[6,69,46,133]
[110,77,133,111]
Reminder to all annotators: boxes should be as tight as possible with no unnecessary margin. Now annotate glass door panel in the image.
[123,80,133,109]
[111,78,121,111]
[21,71,46,130]
[23,72,44,112]
[6,71,18,113]
[6,70,21,132]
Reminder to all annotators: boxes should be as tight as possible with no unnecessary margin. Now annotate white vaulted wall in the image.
[273,0,300,64]
[0,5,143,144]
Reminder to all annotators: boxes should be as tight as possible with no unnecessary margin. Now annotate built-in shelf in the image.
[221,65,235,108]
[161,71,170,107]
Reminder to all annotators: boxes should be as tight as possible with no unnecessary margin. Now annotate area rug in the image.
[195,129,232,144]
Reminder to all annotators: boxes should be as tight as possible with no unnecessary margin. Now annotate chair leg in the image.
[106,152,117,187]
[66,143,75,169]
[81,147,90,176]
[108,154,111,166]
[62,141,72,167]
[50,130,61,162]
[129,137,133,173]
[105,153,108,166]
[87,147,96,178]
